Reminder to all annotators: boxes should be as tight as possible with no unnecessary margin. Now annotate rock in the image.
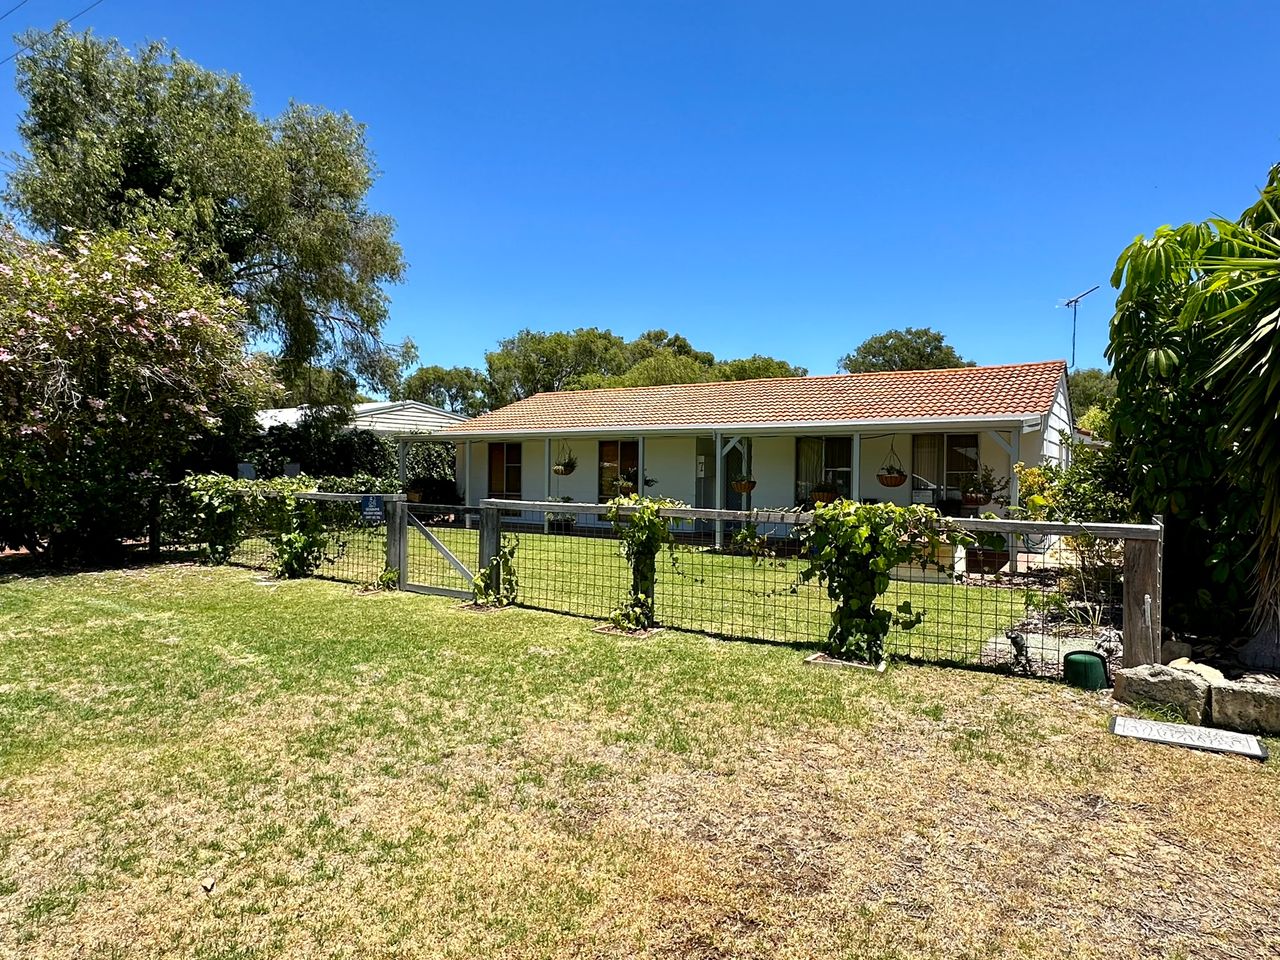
[1161,640,1193,664]
[1167,657,1226,685]
[1210,679,1280,736]
[1112,664,1210,724]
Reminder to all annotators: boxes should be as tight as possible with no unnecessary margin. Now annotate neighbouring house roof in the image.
[434,361,1067,439]
[256,400,466,437]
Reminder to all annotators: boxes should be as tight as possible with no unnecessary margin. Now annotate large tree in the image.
[1067,367,1117,420]
[400,364,489,416]
[4,27,408,390]
[839,327,974,374]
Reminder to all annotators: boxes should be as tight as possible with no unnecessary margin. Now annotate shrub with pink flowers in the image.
[0,225,272,562]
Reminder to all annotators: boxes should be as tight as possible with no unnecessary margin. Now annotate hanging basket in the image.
[812,489,838,504]
[962,492,991,507]
[731,479,757,494]
[552,462,575,476]
[877,439,907,488]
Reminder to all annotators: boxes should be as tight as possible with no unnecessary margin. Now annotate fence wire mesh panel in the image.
[658,518,831,645]
[478,500,1157,680]
[299,496,389,586]
[405,503,479,596]
[497,507,631,620]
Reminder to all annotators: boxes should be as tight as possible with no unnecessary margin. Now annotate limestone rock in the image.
[1112,664,1210,724]
[1167,657,1226,685]
[1210,679,1280,736]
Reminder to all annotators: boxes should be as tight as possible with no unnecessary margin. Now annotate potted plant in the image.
[552,448,577,476]
[615,468,657,496]
[876,464,907,488]
[811,480,840,504]
[961,466,1010,507]
[547,496,577,532]
[731,473,757,494]
[876,440,907,487]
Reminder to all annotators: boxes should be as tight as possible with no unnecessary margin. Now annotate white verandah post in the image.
[852,432,862,502]
[463,441,472,508]
[713,430,724,549]
[544,437,552,533]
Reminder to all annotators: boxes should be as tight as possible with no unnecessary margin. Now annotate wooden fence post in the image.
[1122,523,1163,668]
[385,500,406,588]
[479,502,500,574]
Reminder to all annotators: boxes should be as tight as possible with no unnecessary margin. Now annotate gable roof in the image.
[436,361,1067,438]
[257,400,466,436]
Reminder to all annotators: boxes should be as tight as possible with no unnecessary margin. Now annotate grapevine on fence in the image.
[605,495,686,630]
[473,534,519,606]
[797,501,976,664]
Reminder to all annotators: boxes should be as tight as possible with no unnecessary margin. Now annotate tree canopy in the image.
[403,328,807,413]
[1067,367,1117,420]
[4,27,408,390]
[838,327,974,373]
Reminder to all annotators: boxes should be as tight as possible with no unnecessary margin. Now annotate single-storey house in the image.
[426,361,1072,520]
[257,399,466,436]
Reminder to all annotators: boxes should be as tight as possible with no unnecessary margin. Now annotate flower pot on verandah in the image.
[731,479,757,494]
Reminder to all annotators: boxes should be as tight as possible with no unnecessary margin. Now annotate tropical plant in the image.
[1107,168,1280,638]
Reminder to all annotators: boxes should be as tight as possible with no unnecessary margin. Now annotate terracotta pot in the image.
[731,479,757,494]
[877,472,906,488]
[812,491,838,504]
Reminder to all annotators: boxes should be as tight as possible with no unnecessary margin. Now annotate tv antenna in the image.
[1061,285,1100,369]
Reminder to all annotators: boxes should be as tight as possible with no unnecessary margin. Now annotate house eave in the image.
[419,413,1048,443]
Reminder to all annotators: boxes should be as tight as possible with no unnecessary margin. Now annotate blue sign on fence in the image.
[360,495,384,522]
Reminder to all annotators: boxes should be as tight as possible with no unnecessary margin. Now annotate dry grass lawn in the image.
[0,563,1277,959]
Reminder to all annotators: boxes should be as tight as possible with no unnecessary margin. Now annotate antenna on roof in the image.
[1061,285,1100,369]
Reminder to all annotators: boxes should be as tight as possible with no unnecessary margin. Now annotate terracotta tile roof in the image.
[438,360,1066,436]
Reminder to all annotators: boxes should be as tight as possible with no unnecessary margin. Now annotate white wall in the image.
[644,436,697,504]
[750,436,794,508]
[858,432,913,506]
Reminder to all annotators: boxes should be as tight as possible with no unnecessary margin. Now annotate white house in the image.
[256,399,466,437]
[427,360,1072,516]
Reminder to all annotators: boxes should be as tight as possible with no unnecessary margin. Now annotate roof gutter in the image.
[418,413,1051,442]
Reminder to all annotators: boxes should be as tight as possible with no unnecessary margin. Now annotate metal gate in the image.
[397,502,479,599]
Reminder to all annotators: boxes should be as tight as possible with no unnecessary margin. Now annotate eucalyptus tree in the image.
[4,26,408,390]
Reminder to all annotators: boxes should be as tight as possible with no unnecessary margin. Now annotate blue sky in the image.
[1,1,1277,376]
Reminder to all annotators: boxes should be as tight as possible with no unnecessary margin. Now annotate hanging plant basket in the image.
[552,446,577,476]
[877,439,908,488]
[731,478,757,494]
[962,492,991,507]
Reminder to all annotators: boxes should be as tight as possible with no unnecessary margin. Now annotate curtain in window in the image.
[795,437,823,502]
[912,435,942,492]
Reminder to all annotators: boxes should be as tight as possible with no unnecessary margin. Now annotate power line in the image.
[0,0,108,67]
[0,1,35,25]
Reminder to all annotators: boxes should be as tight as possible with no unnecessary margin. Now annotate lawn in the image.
[241,520,1027,664]
[1,563,1277,959]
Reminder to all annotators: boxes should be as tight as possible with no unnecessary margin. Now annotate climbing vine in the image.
[473,534,519,606]
[798,501,973,664]
[605,495,686,630]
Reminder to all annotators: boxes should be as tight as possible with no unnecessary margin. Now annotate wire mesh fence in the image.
[480,499,1155,678]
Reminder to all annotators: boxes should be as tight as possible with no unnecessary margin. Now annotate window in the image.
[794,436,853,501]
[487,443,522,498]
[598,440,639,502]
[912,433,978,498]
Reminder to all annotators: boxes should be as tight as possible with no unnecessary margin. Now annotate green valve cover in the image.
[1063,650,1109,691]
